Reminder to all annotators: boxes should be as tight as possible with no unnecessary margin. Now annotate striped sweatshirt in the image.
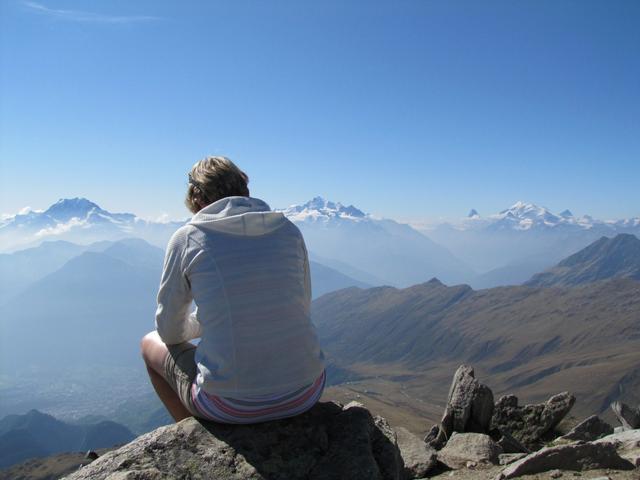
[155,196,326,399]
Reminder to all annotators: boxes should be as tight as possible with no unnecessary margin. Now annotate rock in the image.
[491,392,575,450]
[448,365,495,434]
[559,416,614,442]
[64,401,404,480]
[593,429,640,467]
[489,428,530,454]
[610,401,640,430]
[423,424,448,450]
[437,432,502,470]
[395,427,437,479]
[84,450,99,461]
[426,365,494,449]
[549,469,563,478]
[469,382,495,433]
[497,442,635,479]
[498,453,527,465]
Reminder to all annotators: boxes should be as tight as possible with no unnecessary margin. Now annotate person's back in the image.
[141,157,326,424]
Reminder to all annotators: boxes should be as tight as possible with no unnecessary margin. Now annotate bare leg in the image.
[140,331,193,422]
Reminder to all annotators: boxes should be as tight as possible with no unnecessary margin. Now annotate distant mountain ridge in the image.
[433,201,640,233]
[279,197,474,287]
[422,201,640,287]
[0,197,185,253]
[526,233,640,287]
[0,409,133,468]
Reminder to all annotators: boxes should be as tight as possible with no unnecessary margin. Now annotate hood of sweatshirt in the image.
[188,196,287,236]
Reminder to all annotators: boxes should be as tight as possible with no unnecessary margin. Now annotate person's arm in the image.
[155,229,202,344]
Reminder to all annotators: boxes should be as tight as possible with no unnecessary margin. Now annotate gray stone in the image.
[498,453,527,465]
[395,427,437,479]
[560,415,614,442]
[423,424,448,451]
[437,432,503,470]
[490,428,530,454]
[64,401,404,480]
[497,442,635,479]
[593,428,640,467]
[426,365,494,449]
[610,401,640,430]
[469,381,495,433]
[491,392,575,450]
[447,365,495,434]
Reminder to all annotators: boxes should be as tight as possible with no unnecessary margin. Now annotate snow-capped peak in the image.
[44,197,104,222]
[280,196,367,223]
[468,209,480,218]
[498,201,555,218]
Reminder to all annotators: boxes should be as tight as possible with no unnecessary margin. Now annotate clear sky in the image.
[1,0,639,223]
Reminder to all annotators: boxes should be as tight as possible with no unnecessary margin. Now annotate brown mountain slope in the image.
[526,233,640,287]
[313,278,640,431]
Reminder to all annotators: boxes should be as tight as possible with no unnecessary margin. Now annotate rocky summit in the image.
[65,401,404,480]
[62,366,640,480]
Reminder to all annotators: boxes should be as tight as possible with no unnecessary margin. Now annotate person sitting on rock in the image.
[141,156,326,423]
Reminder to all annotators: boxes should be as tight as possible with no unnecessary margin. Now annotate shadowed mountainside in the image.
[0,410,133,469]
[526,233,640,287]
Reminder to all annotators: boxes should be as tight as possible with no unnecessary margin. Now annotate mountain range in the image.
[422,202,640,288]
[0,409,133,468]
[280,197,473,286]
[0,198,184,253]
[314,234,640,426]
[315,277,640,426]
[0,196,638,470]
[526,233,640,287]
[4,196,638,289]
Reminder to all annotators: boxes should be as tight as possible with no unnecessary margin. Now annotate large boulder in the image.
[395,427,437,479]
[490,392,575,450]
[557,415,613,442]
[497,441,635,479]
[610,401,640,430]
[437,432,502,470]
[64,401,404,480]
[424,365,494,449]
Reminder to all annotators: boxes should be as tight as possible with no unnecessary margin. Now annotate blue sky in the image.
[1,0,638,223]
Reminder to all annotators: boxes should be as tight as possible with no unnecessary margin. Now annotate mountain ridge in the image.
[526,234,640,287]
[0,409,133,469]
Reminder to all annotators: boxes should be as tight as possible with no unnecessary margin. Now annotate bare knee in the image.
[140,330,162,364]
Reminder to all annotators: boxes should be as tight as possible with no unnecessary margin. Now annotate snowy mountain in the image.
[279,197,473,287]
[421,201,640,287]
[0,198,185,252]
[281,196,367,223]
[440,201,640,234]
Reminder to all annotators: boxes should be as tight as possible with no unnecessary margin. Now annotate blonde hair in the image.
[185,156,250,213]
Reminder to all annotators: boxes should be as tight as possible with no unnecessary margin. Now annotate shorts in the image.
[162,342,326,423]
[162,341,201,417]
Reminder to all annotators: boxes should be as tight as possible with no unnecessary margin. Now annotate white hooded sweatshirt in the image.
[155,196,325,397]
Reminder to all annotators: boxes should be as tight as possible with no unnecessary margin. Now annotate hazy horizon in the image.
[2,194,639,228]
